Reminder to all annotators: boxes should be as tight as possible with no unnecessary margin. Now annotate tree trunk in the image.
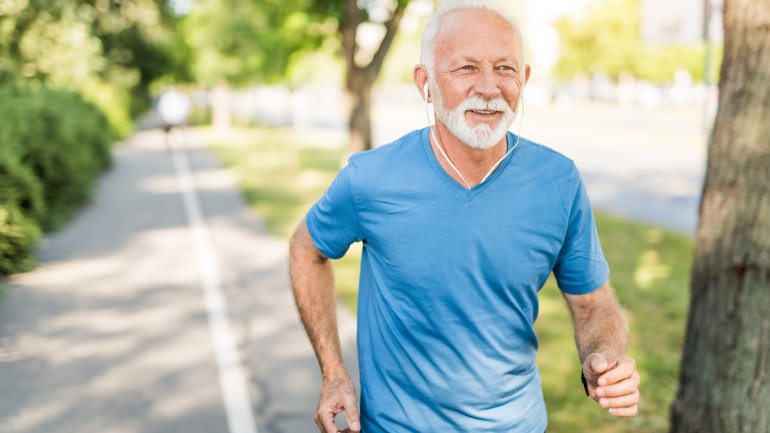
[340,0,408,153]
[670,1,770,433]
[347,79,373,153]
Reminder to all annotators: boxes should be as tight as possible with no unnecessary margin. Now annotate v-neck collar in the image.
[420,127,517,202]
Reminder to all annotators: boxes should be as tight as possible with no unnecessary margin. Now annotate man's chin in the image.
[440,114,511,150]
[462,131,505,150]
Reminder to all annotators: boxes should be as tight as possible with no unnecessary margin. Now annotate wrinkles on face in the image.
[433,10,526,120]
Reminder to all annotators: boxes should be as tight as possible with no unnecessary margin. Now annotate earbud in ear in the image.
[423,83,429,102]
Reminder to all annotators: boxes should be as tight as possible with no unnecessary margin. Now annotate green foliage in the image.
[184,0,410,88]
[0,144,45,224]
[0,84,113,275]
[0,0,188,135]
[183,0,321,87]
[79,77,135,138]
[0,203,41,275]
[553,0,712,83]
[287,38,345,86]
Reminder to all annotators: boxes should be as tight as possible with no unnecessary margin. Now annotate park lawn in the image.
[210,126,693,433]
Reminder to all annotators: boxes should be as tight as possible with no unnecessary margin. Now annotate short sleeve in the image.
[305,162,363,259]
[553,170,610,295]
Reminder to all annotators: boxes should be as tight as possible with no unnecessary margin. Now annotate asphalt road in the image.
[0,129,357,433]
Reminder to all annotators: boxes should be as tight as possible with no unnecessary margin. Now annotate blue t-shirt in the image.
[306,127,609,433]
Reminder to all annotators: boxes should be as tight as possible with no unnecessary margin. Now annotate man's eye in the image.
[498,65,515,72]
[460,65,475,70]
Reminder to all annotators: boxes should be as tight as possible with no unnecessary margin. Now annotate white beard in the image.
[432,87,515,150]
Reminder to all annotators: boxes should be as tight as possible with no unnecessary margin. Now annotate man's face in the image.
[430,10,528,149]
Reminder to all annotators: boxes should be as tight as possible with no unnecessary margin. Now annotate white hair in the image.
[420,0,525,78]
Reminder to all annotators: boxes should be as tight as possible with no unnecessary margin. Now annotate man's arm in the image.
[289,220,360,433]
[563,281,641,417]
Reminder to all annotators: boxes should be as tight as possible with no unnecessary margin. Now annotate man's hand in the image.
[315,375,361,433]
[582,353,641,417]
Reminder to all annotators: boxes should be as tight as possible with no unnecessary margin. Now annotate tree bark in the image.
[348,78,372,154]
[341,0,408,152]
[670,1,770,433]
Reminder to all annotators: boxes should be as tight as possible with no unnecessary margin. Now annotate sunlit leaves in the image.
[18,11,104,84]
[183,0,320,86]
[552,0,712,84]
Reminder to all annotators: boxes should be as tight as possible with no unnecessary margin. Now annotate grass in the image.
[535,214,692,433]
[210,127,363,308]
[210,126,693,433]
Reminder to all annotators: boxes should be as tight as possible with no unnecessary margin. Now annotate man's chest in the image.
[356,180,569,287]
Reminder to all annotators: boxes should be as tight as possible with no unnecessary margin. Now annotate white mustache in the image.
[458,96,511,113]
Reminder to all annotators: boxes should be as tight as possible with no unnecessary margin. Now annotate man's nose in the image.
[474,70,500,99]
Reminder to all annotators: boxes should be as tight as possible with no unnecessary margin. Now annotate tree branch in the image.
[364,0,408,83]
[341,0,364,88]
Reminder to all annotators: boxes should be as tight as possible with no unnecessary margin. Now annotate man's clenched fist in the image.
[582,353,641,417]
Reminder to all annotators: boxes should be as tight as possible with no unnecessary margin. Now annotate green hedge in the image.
[0,85,113,275]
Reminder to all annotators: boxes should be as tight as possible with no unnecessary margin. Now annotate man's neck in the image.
[430,122,509,189]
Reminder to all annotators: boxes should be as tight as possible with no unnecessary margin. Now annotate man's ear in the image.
[524,64,532,84]
[413,65,430,102]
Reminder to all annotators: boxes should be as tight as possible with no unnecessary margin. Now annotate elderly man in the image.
[289,0,640,432]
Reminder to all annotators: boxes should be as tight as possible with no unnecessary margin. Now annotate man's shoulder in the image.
[515,135,579,174]
[517,135,575,164]
[347,128,425,171]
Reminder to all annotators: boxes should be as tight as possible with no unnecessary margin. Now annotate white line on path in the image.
[170,134,259,433]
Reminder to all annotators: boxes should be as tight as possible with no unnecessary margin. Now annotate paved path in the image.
[0,129,357,433]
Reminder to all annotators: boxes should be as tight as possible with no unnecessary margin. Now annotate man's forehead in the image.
[452,53,521,64]
[434,13,522,63]
[435,9,522,51]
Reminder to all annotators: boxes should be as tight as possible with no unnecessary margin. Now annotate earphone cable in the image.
[424,90,525,189]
